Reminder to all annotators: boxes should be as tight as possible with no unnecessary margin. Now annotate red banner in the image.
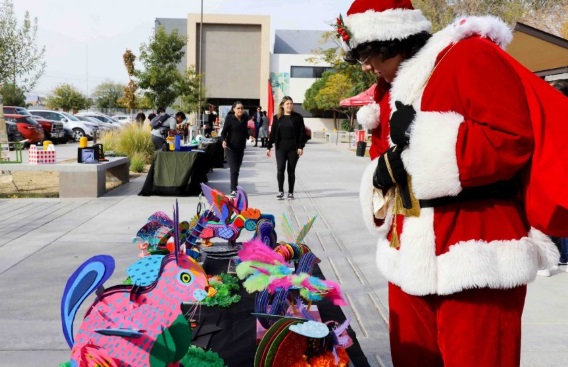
[267,79,274,127]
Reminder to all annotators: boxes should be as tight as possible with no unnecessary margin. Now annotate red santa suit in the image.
[359,16,562,367]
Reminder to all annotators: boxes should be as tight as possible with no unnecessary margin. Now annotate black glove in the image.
[373,146,407,191]
[390,101,416,147]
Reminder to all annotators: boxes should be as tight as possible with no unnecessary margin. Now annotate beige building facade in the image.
[186,14,271,109]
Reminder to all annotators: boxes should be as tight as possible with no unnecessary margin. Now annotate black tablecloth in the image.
[186,258,371,367]
[138,151,208,196]
[200,137,224,170]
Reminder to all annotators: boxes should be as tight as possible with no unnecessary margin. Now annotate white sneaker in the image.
[537,269,551,277]
[227,191,236,198]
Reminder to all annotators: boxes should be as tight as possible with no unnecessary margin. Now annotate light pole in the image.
[197,0,203,133]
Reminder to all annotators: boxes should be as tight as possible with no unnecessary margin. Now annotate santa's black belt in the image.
[418,181,518,208]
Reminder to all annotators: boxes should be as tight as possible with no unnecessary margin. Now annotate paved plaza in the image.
[0,139,566,367]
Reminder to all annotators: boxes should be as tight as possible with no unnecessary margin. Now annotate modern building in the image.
[156,15,343,131]
[156,15,271,114]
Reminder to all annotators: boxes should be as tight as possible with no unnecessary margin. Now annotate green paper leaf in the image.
[150,315,192,367]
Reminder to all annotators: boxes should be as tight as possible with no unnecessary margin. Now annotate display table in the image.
[200,137,224,170]
[186,258,371,367]
[138,150,208,196]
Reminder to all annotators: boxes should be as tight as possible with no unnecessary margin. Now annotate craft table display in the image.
[139,150,209,196]
[60,189,372,366]
[188,257,371,367]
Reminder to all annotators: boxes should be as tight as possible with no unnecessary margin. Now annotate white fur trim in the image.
[390,16,512,107]
[375,213,559,296]
[404,111,464,199]
[530,227,561,270]
[356,103,380,130]
[345,9,431,49]
[359,158,392,235]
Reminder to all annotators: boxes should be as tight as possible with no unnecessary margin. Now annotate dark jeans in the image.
[151,134,166,151]
[276,149,299,193]
[561,238,568,263]
[226,148,244,192]
[254,122,261,142]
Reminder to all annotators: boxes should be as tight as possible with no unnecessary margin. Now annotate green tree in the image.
[92,80,125,109]
[0,0,46,92]
[0,83,26,106]
[175,65,205,113]
[136,26,186,109]
[303,71,357,130]
[46,84,90,112]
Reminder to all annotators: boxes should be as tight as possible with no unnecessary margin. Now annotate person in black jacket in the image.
[221,101,249,197]
[266,96,306,199]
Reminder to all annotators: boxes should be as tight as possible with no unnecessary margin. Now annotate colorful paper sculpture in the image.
[198,184,277,247]
[61,201,211,367]
[237,239,346,306]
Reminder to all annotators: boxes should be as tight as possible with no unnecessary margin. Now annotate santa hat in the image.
[340,0,431,51]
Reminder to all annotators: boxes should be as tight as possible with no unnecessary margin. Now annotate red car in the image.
[247,119,312,141]
[4,114,45,145]
[31,115,67,143]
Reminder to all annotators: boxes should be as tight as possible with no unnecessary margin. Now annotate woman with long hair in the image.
[266,96,306,199]
[221,101,249,197]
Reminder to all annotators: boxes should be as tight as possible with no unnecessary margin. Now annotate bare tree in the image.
[0,0,46,92]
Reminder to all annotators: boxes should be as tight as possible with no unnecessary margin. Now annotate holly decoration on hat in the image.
[334,14,352,49]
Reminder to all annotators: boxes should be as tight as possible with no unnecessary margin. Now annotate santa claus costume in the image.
[340,0,566,366]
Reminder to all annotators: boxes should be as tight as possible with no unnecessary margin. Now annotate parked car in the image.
[3,120,24,150]
[111,114,133,124]
[77,112,122,129]
[76,114,118,131]
[247,120,312,142]
[31,115,67,143]
[4,114,45,145]
[3,106,31,116]
[28,110,99,141]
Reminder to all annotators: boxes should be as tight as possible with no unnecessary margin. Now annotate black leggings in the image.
[276,149,299,193]
[226,148,244,192]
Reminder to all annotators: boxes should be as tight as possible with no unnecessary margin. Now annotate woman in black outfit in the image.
[266,96,306,200]
[221,101,249,197]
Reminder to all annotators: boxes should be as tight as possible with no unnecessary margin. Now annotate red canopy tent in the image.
[339,84,377,107]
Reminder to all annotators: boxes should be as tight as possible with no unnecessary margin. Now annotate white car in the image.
[111,114,133,125]
[28,110,100,141]
[77,112,124,129]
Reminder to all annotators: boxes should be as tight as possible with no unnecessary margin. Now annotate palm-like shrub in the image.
[100,124,154,166]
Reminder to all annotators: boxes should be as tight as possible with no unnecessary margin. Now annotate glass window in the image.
[290,66,333,78]
[61,112,80,121]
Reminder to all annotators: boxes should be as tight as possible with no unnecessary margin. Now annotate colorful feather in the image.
[296,215,317,244]
[281,213,295,243]
[238,239,286,264]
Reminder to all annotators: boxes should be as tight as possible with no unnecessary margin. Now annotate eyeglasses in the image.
[356,54,372,66]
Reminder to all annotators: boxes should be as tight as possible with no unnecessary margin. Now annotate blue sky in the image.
[13,0,354,96]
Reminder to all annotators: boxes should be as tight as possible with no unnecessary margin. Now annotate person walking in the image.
[221,101,249,197]
[340,0,566,366]
[266,96,306,200]
[253,106,263,147]
[258,111,269,147]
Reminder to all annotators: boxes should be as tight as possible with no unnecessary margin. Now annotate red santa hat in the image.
[340,0,431,51]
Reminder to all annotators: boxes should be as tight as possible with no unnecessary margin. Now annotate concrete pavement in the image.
[0,139,566,367]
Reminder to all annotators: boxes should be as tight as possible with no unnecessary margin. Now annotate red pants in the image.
[388,283,526,367]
